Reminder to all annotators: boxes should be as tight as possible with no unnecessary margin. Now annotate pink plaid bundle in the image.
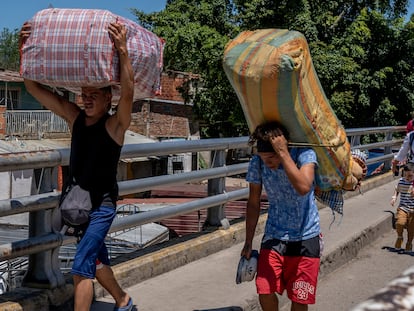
[20,8,165,99]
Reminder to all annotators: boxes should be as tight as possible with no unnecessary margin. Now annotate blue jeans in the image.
[71,205,116,279]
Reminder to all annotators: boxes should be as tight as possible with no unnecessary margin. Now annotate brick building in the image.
[125,70,202,178]
[129,70,200,140]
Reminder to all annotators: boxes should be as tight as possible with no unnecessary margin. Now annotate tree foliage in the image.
[131,0,414,137]
[1,2,412,137]
[0,28,20,71]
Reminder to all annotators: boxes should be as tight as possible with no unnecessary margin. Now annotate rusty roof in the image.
[0,69,23,83]
[117,180,269,237]
[0,130,155,154]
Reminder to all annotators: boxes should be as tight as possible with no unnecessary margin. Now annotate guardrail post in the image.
[350,134,361,147]
[205,150,226,227]
[22,167,65,289]
[383,132,394,170]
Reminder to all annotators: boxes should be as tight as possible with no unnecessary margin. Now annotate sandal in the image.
[113,297,134,311]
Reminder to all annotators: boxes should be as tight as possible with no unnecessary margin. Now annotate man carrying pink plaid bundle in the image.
[20,21,135,311]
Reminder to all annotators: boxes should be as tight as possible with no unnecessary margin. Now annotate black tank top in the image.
[69,111,122,208]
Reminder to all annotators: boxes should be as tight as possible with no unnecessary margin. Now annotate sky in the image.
[0,1,413,31]
[0,0,168,31]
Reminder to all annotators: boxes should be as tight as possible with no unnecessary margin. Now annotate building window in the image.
[0,88,20,109]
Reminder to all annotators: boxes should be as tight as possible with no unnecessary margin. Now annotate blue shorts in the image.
[71,205,116,279]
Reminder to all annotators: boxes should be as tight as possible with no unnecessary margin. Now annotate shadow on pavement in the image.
[382,245,414,256]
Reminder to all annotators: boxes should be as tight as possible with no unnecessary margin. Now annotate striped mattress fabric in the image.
[223,29,359,192]
[20,8,165,99]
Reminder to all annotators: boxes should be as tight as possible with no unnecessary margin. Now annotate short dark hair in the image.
[248,121,289,151]
[404,164,414,171]
[100,86,112,94]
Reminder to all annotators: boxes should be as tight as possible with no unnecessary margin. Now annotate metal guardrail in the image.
[0,125,406,292]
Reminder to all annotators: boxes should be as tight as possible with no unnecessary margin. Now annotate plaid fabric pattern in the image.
[20,8,165,99]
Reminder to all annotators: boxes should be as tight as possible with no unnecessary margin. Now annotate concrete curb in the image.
[0,284,73,311]
[320,171,396,278]
[104,172,396,292]
[319,211,392,277]
[94,212,268,297]
[0,172,396,311]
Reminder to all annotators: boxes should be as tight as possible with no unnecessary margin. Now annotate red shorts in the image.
[256,239,320,305]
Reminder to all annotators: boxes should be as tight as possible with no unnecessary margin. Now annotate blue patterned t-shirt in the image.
[246,148,320,242]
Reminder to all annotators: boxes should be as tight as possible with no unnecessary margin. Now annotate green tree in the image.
[132,0,247,137]
[234,0,412,128]
[0,28,20,71]
[133,0,414,136]
[323,6,412,127]
[234,0,318,41]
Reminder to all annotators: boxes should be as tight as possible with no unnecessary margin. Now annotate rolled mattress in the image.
[223,29,363,191]
[20,8,165,99]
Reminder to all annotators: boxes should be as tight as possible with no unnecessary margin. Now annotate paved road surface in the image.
[88,175,409,311]
[299,229,414,311]
[0,174,406,311]
[94,226,413,311]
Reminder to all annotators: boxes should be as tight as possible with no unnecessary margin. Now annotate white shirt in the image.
[394,132,414,163]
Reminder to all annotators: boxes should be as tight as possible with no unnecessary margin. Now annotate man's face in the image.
[80,87,111,116]
[258,152,281,170]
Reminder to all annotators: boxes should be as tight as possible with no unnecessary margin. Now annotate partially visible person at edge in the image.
[241,121,322,311]
[19,21,134,311]
[392,127,414,176]
[390,165,414,251]
[407,111,414,134]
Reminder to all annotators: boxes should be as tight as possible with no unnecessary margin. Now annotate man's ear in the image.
[105,93,113,111]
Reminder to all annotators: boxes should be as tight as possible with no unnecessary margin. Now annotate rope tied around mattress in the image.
[287,140,346,148]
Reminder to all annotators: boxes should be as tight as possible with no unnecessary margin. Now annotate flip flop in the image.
[113,297,134,311]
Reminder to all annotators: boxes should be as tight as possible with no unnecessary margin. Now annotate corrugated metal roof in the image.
[122,130,157,162]
[0,70,190,105]
[0,130,156,158]
[0,137,70,153]
[0,70,23,83]
[123,130,156,144]
[117,180,268,237]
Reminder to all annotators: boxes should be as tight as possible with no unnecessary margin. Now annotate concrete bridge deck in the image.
[0,172,398,311]
[90,172,397,311]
